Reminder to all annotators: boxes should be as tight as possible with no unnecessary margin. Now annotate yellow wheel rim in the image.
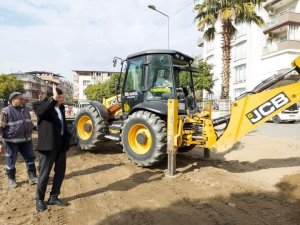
[128,123,152,154]
[77,115,93,140]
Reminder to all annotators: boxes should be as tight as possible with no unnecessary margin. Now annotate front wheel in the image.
[121,111,167,167]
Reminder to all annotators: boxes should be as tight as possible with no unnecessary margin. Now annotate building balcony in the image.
[263,40,300,55]
[263,11,300,34]
[264,0,294,10]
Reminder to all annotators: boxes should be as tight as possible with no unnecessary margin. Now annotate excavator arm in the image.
[209,56,300,152]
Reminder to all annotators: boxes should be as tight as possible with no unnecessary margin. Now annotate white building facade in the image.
[199,0,300,102]
[73,70,115,102]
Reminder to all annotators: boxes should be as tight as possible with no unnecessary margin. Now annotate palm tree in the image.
[195,0,265,100]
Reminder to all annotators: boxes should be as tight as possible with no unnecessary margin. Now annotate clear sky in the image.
[0,0,202,81]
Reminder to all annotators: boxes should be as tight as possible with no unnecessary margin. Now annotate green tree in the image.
[84,73,121,102]
[0,74,25,100]
[195,0,265,99]
[192,57,214,93]
[178,58,214,94]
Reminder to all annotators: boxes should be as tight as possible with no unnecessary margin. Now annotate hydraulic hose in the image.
[212,115,230,127]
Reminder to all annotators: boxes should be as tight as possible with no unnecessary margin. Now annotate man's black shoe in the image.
[47,196,69,206]
[36,200,47,212]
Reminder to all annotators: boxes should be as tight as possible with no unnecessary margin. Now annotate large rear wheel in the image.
[121,111,167,167]
[74,105,108,150]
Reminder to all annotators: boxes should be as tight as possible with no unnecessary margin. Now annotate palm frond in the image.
[203,27,216,41]
[220,7,235,20]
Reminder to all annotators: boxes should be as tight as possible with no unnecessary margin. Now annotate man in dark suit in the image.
[33,84,70,212]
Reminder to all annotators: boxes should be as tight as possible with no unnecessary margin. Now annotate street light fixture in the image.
[148,4,169,49]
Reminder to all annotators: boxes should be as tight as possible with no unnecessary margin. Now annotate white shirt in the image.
[54,106,64,135]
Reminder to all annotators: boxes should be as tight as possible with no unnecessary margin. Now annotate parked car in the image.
[72,101,91,117]
[270,103,300,123]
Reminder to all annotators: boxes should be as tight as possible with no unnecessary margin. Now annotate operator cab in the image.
[120,49,196,116]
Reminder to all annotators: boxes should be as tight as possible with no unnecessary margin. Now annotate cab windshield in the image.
[145,54,195,107]
[146,54,174,101]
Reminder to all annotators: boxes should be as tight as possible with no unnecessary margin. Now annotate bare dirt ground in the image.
[1,133,300,225]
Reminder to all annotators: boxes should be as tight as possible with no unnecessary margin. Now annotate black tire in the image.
[289,121,296,124]
[178,145,196,153]
[121,111,167,167]
[273,115,281,124]
[74,105,108,150]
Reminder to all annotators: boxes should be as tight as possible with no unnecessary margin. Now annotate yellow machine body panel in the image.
[292,56,300,68]
[210,82,300,152]
[167,99,179,152]
[102,95,122,117]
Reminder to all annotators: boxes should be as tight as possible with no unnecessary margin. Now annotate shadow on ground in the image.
[97,186,300,225]
[67,140,300,175]
[64,170,163,202]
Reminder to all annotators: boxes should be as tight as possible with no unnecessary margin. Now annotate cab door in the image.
[122,56,144,113]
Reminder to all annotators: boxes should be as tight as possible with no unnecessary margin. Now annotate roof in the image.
[25,71,64,78]
[127,49,194,62]
[73,70,119,75]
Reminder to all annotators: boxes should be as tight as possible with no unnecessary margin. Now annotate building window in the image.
[234,41,247,61]
[234,88,246,99]
[83,80,90,86]
[289,25,300,40]
[234,64,246,83]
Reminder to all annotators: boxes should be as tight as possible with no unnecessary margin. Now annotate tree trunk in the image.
[221,21,233,100]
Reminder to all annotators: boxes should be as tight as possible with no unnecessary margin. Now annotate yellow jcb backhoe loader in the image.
[73,50,300,174]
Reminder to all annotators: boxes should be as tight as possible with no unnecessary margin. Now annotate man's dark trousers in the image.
[5,141,36,178]
[36,143,66,201]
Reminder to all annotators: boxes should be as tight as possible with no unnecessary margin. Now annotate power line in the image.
[172,1,194,16]
[139,1,195,50]
[139,20,168,50]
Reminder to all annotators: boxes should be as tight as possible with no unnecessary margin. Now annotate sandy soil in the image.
[0,133,300,225]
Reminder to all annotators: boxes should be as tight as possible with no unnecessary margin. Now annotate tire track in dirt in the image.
[62,149,132,224]
[2,136,300,225]
[61,145,300,225]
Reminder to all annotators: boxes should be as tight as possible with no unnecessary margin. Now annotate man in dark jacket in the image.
[33,85,70,212]
[0,92,38,188]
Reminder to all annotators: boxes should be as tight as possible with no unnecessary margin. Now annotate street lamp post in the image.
[148,4,169,49]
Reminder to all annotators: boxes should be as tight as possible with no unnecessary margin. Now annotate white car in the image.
[271,103,300,123]
[72,101,91,116]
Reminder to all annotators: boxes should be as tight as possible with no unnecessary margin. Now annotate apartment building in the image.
[13,71,74,104]
[28,71,73,103]
[30,71,62,84]
[13,73,48,103]
[262,0,300,78]
[199,0,300,101]
[73,70,115,102]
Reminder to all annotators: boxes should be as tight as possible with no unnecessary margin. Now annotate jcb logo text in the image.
[246,93,290,124]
